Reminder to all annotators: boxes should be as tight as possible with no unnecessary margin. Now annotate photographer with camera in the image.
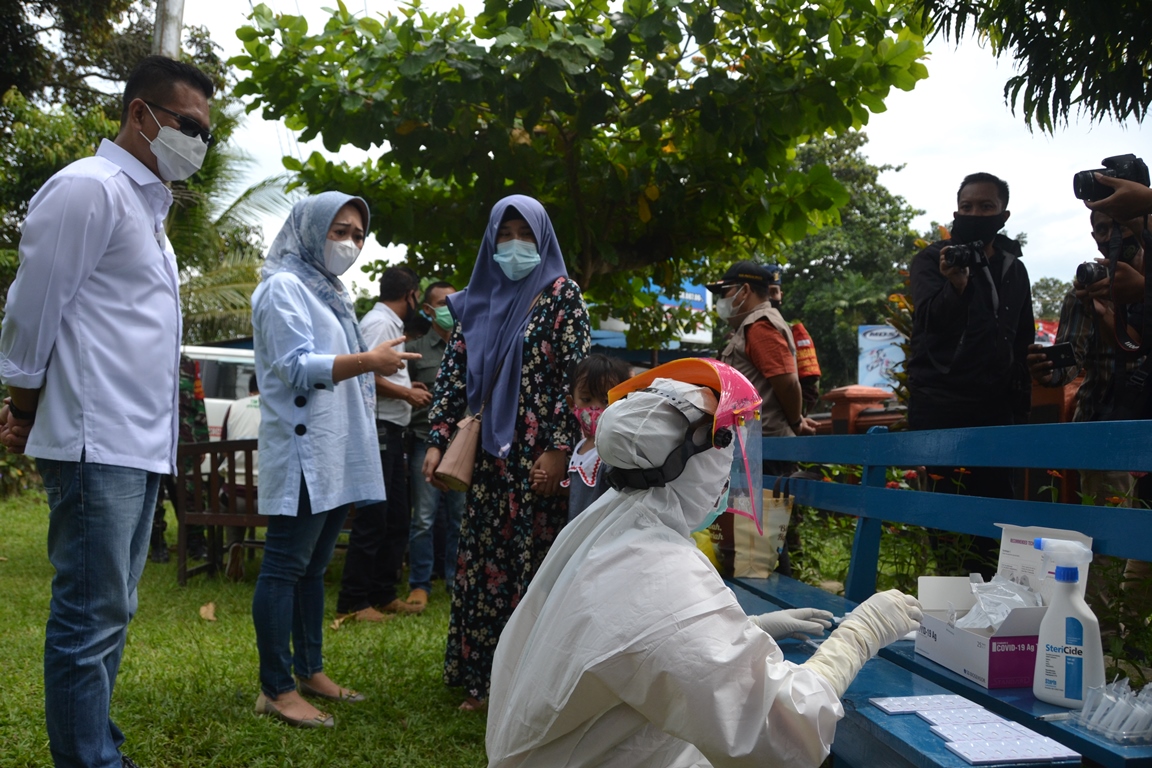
[1077,153,1152,226]
[1027,211,1145,501]
[908,173,1034,576]
[1067,156,1152,624]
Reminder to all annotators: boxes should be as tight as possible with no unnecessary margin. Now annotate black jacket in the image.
[907,234,1034,425]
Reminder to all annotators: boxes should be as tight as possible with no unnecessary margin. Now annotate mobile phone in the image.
[1040,342,1077,369]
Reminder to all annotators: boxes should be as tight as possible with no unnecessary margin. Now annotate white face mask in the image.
[494,239,542,281]
[715,286,744,320]
[323,238,360,276]
[141,104,207,182]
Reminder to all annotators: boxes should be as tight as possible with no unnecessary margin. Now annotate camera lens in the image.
[1076,261,1107,286]
[1072,169,1112,201]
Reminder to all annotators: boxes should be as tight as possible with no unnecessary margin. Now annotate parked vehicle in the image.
[181,345,256,440]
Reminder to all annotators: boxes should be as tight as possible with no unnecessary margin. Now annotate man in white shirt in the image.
[0,56,214,768]
[336,266,432,620]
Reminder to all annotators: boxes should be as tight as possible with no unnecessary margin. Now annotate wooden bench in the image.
[734,420,1152,767]
[172,439,263,586]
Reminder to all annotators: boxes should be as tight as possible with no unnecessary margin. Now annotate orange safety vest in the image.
[791,321,822,379]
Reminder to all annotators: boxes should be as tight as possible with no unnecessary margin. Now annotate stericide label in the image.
[1042,617,1084,699]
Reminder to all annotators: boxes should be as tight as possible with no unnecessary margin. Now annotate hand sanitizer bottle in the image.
[1033,562,1104,708]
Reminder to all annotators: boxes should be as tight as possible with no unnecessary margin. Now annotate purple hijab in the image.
[447,195,569,458]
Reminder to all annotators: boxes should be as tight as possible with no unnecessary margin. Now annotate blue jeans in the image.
[252,477,349,697]
[37,457,161,768]
[408,439,465,594]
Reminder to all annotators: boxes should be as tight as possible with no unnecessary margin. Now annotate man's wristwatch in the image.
[7,401,36,422]
[789,418,803,432]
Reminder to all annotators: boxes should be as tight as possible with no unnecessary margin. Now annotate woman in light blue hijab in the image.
[250,192,417,729]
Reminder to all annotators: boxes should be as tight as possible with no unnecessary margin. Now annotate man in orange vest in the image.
[763,266,823,414]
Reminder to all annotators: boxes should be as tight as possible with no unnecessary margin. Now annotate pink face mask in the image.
[573,406,604,439]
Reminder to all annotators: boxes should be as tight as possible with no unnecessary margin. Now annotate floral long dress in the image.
[428,276,590,700]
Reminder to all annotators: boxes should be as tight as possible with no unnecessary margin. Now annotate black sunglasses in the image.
[145,101,215,147]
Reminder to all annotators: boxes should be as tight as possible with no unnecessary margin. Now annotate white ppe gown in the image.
[486,385,844,768]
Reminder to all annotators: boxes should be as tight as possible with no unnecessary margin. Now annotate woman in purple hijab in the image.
[423,195,591,709]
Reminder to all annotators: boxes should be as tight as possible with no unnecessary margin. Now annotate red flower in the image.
[955,467,971,475]
[1131,471,1148,479]
[904,470,918,481]
[929,473,944,482]
[1046,470,1063,479]
[1105,495,1125,506]
[886,481,901,489]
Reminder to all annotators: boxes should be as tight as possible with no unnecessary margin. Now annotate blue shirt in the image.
[0,140,181,473]
[252,272,385,516]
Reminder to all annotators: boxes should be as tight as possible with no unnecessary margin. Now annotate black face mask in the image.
[951,213,1008,245]
[1097,235,1142,263]
[402,298,430,336]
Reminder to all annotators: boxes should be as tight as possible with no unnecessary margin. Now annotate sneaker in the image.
[225,543,245,582]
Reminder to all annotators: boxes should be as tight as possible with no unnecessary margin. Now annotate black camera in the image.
[1076,261,1108,286]
[1072,154,1150,202]
[942,240,986,270]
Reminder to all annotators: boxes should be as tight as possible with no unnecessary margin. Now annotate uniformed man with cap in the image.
[706,261,816,441]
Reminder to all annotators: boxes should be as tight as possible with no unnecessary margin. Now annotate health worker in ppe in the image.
[486,359,923,768]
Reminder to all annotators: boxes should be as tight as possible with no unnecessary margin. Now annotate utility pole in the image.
[152,0,185,58]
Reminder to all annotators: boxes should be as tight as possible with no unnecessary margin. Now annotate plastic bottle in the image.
[1032,538,1104,708]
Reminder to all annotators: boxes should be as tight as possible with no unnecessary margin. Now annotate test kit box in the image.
[913,524,1092,689]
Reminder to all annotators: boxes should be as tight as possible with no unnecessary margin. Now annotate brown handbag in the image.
[435,413,481,492]
[433,293,541,492]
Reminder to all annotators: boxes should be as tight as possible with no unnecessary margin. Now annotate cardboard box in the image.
[914,524,1092,689]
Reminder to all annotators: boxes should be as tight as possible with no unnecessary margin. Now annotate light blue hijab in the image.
[262,191,375,412]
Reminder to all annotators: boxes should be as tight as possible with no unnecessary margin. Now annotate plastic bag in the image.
[954,574,1043,631]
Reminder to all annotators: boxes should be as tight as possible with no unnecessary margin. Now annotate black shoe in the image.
[122,756,143,768]
[188,535,208,561]
[150,541,170,564]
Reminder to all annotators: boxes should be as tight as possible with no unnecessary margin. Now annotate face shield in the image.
[607,358,765,533]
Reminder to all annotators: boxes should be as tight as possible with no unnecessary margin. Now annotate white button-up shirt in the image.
[361,302,412,427]
[0,140,182,474]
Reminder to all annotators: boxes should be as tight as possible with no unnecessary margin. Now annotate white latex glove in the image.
[802,590,922,697]
[751,608,834,641]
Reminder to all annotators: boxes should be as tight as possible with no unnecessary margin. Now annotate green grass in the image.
[0,491,487,767]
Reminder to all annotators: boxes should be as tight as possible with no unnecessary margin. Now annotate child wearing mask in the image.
[545,354,632,522]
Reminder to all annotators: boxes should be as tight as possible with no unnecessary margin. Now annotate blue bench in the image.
[734,420,1152,768]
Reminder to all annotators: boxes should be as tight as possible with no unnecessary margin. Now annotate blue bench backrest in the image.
[763,421,1152,602]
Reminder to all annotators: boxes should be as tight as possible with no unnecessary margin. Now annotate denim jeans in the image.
[37,457,161,768]
[408,439,465,594]
[252,477,349,697]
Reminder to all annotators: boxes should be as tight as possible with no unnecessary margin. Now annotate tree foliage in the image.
[233,0,928,346]
[1032,275,1071,321]
[913,0,1151,130]
[0,5,286,343]
[0,0,151,111]
[776,131,922,389]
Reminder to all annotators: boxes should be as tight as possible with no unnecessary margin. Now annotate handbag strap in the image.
[475,291,543,419]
